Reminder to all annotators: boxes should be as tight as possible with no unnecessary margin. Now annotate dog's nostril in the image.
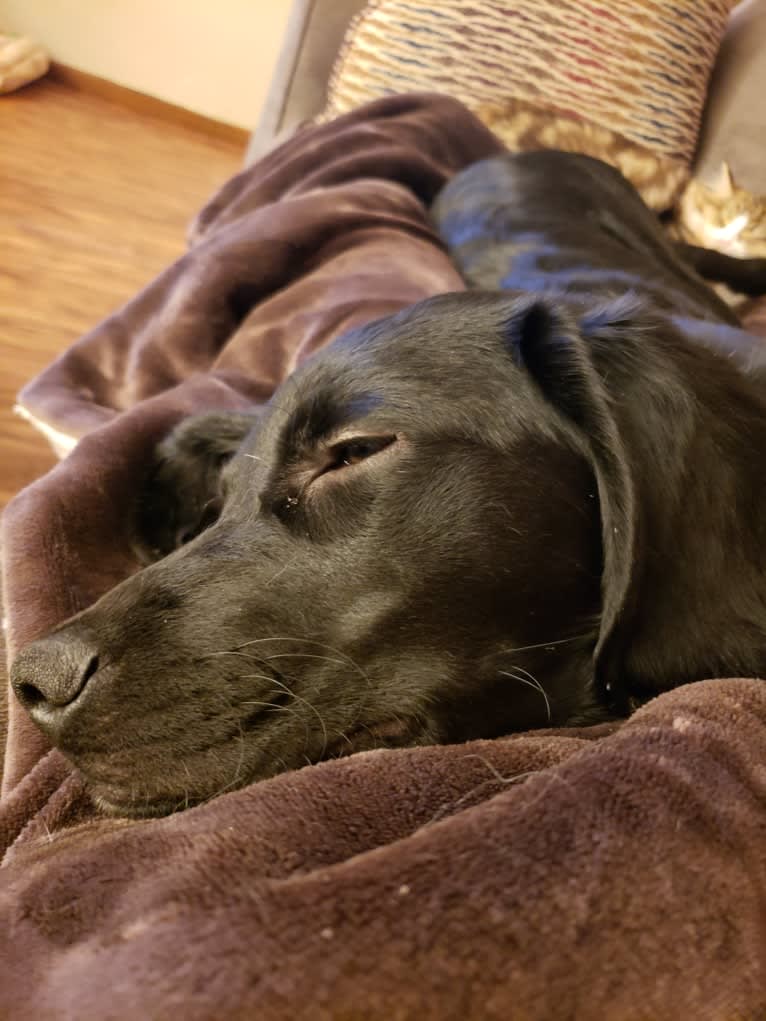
[10,635,102,714]
[16,680,48,709]
[81,653,100,686]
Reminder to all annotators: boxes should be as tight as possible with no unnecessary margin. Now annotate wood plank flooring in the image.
[0,75,243,509]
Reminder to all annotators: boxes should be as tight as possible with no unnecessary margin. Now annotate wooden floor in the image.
[0,75,244,509]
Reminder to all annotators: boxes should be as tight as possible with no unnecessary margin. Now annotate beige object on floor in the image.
[0,33,49,94]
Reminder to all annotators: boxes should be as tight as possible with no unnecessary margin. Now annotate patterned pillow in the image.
[322,0,737,210]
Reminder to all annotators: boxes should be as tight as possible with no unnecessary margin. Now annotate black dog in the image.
[11,152,766,817]
[432,150,766,317]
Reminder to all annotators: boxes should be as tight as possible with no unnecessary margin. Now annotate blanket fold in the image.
[3,92,766,1020]
[16,92,498,445]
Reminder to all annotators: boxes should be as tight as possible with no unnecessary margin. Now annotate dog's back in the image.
[431,151,738,325]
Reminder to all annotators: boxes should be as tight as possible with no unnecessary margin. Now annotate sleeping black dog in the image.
[11,152,766,817]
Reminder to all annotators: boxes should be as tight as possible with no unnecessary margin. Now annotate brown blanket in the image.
[2,93,766,1020]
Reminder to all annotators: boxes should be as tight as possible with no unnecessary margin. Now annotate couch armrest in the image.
[245,0,366,165]
[695,0,766,193]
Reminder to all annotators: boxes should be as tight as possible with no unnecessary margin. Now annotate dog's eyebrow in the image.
[281,391,384,456]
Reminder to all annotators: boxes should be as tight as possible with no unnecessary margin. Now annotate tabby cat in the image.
[474,96,687,212]
[671,163,766,306]
[674,162,766,258]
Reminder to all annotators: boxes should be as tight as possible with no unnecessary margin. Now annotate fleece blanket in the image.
[2,93,766,1021]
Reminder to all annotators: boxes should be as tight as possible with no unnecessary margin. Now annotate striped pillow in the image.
[322,0,737,209]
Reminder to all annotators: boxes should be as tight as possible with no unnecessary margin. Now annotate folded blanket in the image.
[2,93,766,1020]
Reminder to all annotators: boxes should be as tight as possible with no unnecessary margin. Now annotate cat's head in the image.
[679,162,765,257]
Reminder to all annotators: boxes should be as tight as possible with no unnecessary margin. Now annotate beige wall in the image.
[1,0,295,128]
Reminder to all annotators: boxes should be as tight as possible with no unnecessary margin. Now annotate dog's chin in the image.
[81,717,429,818]
[88,775,266,819]
[81,764,262,819]
[325,716,425,758]
[91,789,190,819]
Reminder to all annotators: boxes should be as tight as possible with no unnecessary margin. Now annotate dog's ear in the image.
[134,411,260,561]
[506,293,766,705]
[505,297,641,710]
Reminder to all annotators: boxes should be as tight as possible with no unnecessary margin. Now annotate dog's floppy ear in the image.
[505,297,642,710]
[506,293,766,704]
[135,410,260,561]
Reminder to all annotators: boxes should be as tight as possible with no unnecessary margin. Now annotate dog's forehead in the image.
[236,291,549,467]
[337,291,517,375]
[290,292,528,408]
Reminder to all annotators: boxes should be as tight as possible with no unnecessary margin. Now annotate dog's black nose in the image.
[11,634,100,721]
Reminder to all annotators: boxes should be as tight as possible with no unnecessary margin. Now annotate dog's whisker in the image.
[498,628,592,653]
[235,637,371,687]
[199,649,256,660]
[201,723,248,805]
[233,721,246,784]
[263,560,296,588]
[246,669,324,759]
[263,652,350,669]
[499,667,552,723]
[198,651,276,669]
[264,651,376,724]
[230,637,374,714]
[240,671,286,684]
[181,762,192,810]
[241,699,293,713]
[260,673,328,760]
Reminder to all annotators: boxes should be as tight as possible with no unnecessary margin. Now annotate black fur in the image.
[431,150,766,318]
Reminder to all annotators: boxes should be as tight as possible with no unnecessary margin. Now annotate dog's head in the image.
[11,292,766,815]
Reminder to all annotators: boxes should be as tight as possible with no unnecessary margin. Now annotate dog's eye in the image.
[329,435,396,470]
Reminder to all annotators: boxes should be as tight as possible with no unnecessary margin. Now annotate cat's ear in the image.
[713,161,734,198]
